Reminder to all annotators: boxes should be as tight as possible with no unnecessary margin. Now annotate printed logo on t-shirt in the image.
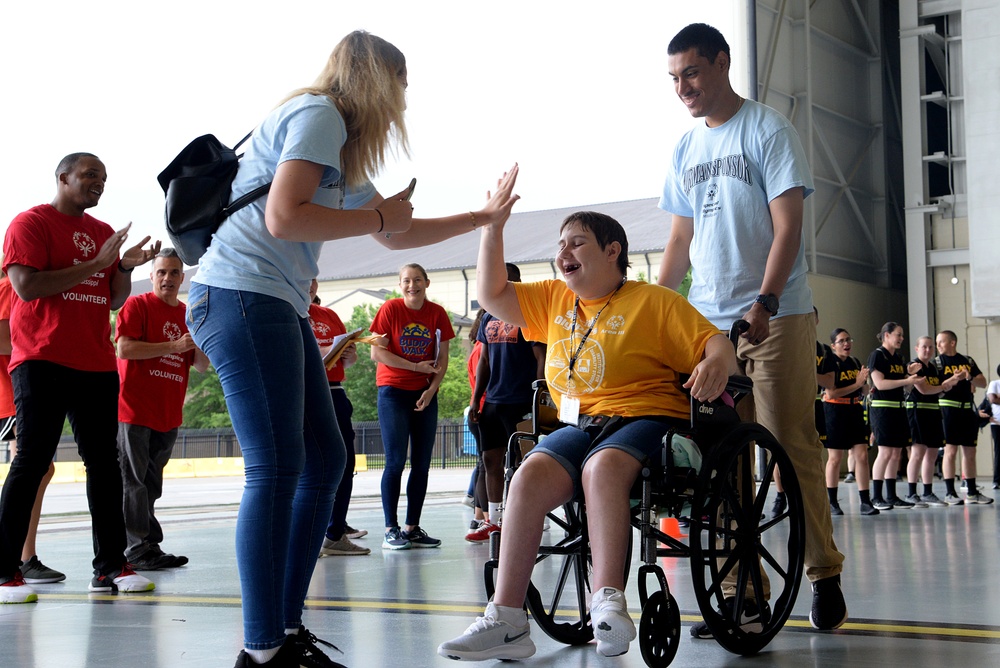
[601,315,625,334]
[682,154,753,195]
[310,319,331,339]
[400,322,433,358]
[73,231,97,257]
[484,320,519,345]
[163,321,183,341]
[547,336,606,396]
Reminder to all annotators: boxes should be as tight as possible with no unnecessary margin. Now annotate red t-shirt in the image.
[2,204,120,372]
[371,298,455,390]
[308,303,347,383]
[116,292,195,432]
[0,277,15,418]
[467,340,486,410]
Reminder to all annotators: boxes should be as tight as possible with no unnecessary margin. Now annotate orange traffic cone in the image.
[660,516,686,538]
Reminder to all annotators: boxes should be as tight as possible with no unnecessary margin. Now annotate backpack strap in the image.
[223,129,271,219]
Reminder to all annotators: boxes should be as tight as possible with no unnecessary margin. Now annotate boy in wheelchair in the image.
[438,210,737,661]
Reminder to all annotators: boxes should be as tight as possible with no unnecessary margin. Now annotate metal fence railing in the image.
[30,418,478,470]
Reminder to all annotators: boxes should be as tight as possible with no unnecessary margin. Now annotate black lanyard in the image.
[567,279,626,384]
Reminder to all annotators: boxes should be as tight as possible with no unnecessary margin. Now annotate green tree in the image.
[343,302,382,422]
[182,366,232,428]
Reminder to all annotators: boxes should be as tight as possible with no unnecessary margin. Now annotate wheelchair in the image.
[482,326,806,667]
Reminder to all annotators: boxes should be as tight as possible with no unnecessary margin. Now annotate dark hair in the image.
[667,23,731,64]
[559,211,631,275]
[830,328,849,344]
[877,321,902,342]
[469,308,486,342]
[55,152,100,178]
[505,262,521,283]
[937,329,957,343]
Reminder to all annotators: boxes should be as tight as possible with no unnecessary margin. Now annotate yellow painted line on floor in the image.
[28,594,1000,642]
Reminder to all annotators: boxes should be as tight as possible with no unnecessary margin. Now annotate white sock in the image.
[488,502,501,524]
[245,647,280,664]
[492,603,527,626]
[284,627,298,636]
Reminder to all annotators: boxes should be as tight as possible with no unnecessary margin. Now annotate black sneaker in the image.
[770,495,787,520]
[289,626,346,668]
[402,525,442,548]
[829,503,844,516]
[888,496,915,510]
[689,597,767,639]
[20,556,66,584]
[88,573,119,593]
[129,552,176,571]
[809,574,848,630]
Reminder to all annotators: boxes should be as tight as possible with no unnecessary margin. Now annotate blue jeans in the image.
[377,386,437,528]
[187,284,345,650]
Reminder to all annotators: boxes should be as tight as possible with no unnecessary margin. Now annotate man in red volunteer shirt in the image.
[0,153,160,604]
[116,248,209,570]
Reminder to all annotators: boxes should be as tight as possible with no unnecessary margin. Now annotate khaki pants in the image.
[737,312,845,583]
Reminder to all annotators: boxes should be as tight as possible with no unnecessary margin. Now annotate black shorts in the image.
[478,401,532,452]
[907,406,944,448]
[941,406,977,447]
[870,406,910,448]
[823,403,867,450]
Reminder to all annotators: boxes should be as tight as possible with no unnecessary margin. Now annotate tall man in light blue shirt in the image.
[657,23,847,635]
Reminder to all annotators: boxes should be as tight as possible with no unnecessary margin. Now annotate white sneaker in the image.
[437,602,535,661]
[1,573,38,604]
[591,587,635,657]
[114,567,155,593]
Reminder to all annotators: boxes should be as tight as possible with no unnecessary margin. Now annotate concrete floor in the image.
[2,470,1000,667]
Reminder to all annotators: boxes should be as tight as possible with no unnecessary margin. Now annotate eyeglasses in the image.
[834,338,853,345]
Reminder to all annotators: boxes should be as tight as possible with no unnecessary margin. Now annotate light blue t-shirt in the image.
[658,99,815,329]
[194,94,377,317]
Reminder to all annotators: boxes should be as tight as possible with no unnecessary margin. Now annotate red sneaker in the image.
[465,520,501,543]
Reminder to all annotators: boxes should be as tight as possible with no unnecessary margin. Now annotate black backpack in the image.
[156,132,271,266]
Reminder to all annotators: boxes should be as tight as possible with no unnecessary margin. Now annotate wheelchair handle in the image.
[729,319,749,348]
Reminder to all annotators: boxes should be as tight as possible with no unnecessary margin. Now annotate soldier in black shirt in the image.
[934,330,991,504]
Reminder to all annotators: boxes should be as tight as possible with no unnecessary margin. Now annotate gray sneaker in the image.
[966,492,994,505]
[319,535,371,556]
[903,494,928,508]
[943,493,965,506]
[920,493,947,507]
[382,526,411,550]
[19,556,65,584]
[438,602,535,661]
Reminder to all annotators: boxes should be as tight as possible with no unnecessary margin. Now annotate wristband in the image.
[118,260,134,273]
[375,209,385,233]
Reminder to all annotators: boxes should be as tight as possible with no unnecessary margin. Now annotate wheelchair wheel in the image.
[524,501,632,646]
[638,590,681,668]
[689,422,804,656]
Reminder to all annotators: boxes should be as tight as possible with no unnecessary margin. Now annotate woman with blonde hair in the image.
[186,30,519,668]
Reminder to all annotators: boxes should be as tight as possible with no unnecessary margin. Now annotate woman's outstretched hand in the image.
[476,164,520,230]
